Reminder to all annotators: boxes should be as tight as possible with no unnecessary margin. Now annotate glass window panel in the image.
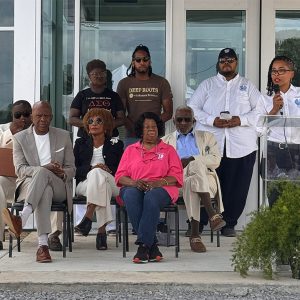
[80,0,166,91]
[186,11,246,101]
[41,0,75,130]
[275,11,300,86]
[0,0,14,27]
[0,31,14,123]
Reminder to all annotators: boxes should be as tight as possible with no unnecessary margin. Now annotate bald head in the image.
[32,101,53,135]
[32,101,52,113]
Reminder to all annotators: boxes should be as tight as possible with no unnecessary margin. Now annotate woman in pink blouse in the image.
[115,112,183,263]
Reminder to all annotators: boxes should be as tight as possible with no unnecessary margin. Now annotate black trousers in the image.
[216,150,257,228]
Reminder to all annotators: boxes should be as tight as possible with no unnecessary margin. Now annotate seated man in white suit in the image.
[162,106,225,253]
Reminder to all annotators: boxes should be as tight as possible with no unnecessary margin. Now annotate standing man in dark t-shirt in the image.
[117,44,173,146]
[69,59,125,138]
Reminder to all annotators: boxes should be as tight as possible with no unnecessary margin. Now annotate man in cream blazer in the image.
[162,106,224,253]
[2,101,75,262]
[0,100,32,251]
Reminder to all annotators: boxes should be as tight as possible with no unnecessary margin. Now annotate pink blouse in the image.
[115,140,183,203]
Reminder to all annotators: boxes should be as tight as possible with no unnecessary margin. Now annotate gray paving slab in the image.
[0,231,299,286]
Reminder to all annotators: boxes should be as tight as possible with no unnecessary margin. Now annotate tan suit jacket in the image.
[13,125,76,213]
[162,130,223,211]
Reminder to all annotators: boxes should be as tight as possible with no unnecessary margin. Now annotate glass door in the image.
[170,0,260,228]
[185,10,246,101]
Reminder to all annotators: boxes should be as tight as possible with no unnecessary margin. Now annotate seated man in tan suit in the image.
[162,106,225,253]
[0,100,32,251]
[2,101,75,262]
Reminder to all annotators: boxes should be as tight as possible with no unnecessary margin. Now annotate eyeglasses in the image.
[89,71,107,78]
[175,117,192,123]
[87,117,103,125]
[271,69,293,76]
[219,58,236,64]
[14,112,31,119]
[133,56,150,63]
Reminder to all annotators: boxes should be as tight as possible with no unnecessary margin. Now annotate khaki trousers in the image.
[76,168,119,228]
[0,176,16,242]
[17,167,66,236]
[182,160,217,222]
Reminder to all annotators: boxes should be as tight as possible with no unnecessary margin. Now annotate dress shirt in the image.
[256,84,300,144]
[176,130,200,159]
[188,73,261,158]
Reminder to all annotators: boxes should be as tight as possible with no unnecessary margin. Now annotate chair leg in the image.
[166,212,170,247]
[62,210,66,258]
[67,212,72,252]
[211,229,213,243]
[70,209,74,243]
[9,234,12,258]
[121,207,127,258]
[124,209,129,252]
[175,208,179,257]
[217,230,220,247]
[115,205,119,248]
[16,210,21,252]
[117,206,122,243]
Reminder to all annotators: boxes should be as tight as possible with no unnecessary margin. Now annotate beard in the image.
[219,69,236,78]
[135,67,149,74]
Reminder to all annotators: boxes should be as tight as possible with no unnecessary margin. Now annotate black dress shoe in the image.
[221,227,236,237]
[96,233,107,250]
[74,217,92,236]
[48,235,62,251]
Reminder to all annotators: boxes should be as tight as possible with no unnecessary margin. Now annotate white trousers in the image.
[0,176,16,242]
[182,160,218,222]
[76,168,119,228]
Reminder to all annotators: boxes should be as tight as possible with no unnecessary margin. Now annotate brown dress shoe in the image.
[36,245,52,263]
[209,214,226,232]
[189,236,207,253]
[2,208,22,238]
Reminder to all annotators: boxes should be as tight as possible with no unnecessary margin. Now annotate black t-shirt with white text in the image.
[71,87,124,137]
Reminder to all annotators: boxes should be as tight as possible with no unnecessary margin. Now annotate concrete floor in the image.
[0,231,299,286]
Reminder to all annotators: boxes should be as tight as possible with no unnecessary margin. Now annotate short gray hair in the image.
[175,105,194,117]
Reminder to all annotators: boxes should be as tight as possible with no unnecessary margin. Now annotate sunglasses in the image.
[133,56,150,63]
[219,58,236,64]
[87,117,103,125]
[89,71,107,78]
[14,112,31,119]
[175,117,192,123]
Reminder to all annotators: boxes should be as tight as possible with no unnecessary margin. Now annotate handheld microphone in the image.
[273,84,283,115]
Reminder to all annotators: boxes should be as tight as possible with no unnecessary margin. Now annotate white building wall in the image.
[14,0,37,105]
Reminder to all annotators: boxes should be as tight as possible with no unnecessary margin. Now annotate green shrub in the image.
[231,182,300,279]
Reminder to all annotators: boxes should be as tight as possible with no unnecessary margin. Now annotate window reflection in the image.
[0,32,14,123]
[186,11,246,101]
[41,0,75,130]
[80,0,166,91]
[276,11,300,86]
[0,0,14,27]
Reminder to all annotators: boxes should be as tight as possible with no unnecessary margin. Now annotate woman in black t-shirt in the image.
[69,59,125,138]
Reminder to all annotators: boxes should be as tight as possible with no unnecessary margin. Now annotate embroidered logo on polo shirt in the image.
[295,98,300,107]
[239,85,247,91]
[157,153,164,160]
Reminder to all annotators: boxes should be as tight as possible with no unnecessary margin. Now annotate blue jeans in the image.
[120,187,171,248]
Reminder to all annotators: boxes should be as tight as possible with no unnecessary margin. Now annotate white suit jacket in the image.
[162,130,223,211]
